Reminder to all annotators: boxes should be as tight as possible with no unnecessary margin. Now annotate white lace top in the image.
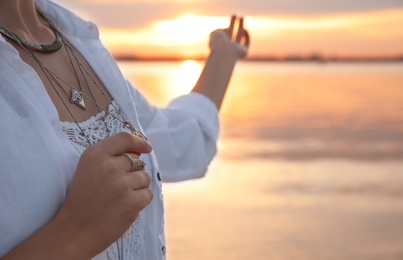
[60,101,144,259]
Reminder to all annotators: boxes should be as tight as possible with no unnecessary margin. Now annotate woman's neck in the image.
[0,0,54,44]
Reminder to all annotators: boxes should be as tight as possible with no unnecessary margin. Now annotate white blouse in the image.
[0,0,219,259]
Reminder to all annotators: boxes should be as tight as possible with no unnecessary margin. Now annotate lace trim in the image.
[60,100,144,259]
[60,101,129,150]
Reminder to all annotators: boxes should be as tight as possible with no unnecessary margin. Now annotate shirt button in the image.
[162,245,166,255]
[157,172,162,181]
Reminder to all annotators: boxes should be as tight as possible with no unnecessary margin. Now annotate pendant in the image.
[124,121,148,141]
[70,89,86,110]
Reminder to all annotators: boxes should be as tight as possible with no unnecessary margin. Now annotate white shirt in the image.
[0,0,219,259]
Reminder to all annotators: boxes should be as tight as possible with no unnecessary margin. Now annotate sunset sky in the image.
[56,0,403,58]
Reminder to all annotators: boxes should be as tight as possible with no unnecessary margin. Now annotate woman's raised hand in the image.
[209,15,250,59]
[58,132,153,258]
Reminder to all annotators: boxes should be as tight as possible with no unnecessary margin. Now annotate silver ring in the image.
[123,154,145,172]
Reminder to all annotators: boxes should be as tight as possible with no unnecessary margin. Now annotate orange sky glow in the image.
[97,8,403,59]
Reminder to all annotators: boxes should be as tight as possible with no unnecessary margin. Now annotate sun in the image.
[152,14,226,46]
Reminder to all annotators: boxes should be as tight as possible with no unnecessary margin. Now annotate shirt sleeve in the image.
[128,81,220,182]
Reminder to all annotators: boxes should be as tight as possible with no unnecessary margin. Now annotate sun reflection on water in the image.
[170,60,202,96]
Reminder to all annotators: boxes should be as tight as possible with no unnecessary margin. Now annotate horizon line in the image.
[113,53,403,62]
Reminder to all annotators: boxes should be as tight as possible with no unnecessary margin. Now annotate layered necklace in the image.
[0,5,148,146]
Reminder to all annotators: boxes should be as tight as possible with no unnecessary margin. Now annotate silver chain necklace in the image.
[15,36,148,144]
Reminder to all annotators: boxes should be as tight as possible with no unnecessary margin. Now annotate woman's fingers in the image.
[123,170,151,190]
[242,29,250,48]
[226,15,236,39]
[226,15,250,48]
[92,131,152,157]
[119,171,153,213]
[127,186,154,213]
[114,154,140,173]
[235,17,244,43]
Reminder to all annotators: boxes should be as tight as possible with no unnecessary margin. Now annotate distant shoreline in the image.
[114,54,403,63]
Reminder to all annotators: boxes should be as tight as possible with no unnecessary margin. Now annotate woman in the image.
[0,0,249,259]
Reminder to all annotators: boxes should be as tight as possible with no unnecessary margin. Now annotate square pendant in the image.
[70,89,86,110]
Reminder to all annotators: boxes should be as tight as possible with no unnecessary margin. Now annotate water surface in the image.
[119,61,403,259]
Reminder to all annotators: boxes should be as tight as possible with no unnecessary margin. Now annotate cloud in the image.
[214,0,403,15]
[57,0,403,28]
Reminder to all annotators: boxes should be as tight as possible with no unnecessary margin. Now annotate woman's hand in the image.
[2,132,153,260]
[192,15,251,110]
[209,15,250,59]
[57,132,154,257]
